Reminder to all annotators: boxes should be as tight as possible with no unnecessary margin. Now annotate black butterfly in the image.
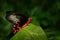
[5,11,29,39]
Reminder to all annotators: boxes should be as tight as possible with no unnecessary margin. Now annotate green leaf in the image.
[10,23,48,40]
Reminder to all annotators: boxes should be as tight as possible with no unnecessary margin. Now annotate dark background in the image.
[0,0,60,40]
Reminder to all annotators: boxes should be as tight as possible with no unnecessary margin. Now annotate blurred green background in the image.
[0,0,60,40]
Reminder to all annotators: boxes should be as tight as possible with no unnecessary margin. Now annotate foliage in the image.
[0,0,60,40]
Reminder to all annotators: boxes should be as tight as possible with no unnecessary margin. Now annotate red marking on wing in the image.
[17,25,21,30]
[13,28,17,33]
[16,30,19,32]
[22,18,32,28]
[13,18,31,33]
